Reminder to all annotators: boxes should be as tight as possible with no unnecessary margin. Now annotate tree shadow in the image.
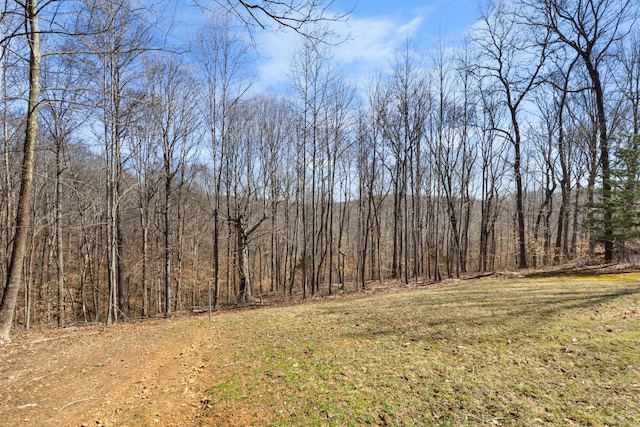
[329,282,640,344]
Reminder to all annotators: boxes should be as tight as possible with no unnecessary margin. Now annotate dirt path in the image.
[0,316,222,427]
[0,282,422,427]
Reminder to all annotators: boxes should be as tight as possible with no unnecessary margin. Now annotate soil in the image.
[0,285,411,427]
[0,280,424,427]
[0,317,223,427]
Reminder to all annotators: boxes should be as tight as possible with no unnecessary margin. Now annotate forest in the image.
[0,0,639,342]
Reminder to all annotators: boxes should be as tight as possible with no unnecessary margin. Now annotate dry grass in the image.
[201,273,640,426]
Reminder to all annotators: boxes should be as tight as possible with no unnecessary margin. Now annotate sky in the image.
[174,0,485,93]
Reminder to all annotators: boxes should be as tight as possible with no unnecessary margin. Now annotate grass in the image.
[200,273,640,426]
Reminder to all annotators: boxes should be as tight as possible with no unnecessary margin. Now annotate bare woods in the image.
[1,0,639,341]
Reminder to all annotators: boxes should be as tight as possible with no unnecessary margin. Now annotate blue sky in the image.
[174,0,485,92]
[255,0,484,91]
[340,0,484,37]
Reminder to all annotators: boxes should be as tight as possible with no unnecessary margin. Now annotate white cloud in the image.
[396,15,425,38]
[254,29,299,92]
[253,11,428,93]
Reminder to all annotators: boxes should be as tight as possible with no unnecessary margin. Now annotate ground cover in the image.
[1,272,639,426]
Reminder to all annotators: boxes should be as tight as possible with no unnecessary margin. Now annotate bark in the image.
[233,215,266,304]
[213,208,220,310]
[511,107,528,269]
[56,137,65,327]
[587,63,613,261]
[1,45,13,289]
[553,59,576,264]
[164,175,172,316]
[0,0,39,344]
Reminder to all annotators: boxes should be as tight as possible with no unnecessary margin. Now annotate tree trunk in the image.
[56,137,65,327]
[512,110,528,269]
[213,208,220,310]
[2,46,14,291]
[164,176,172,316]
[0,0,40,344]
[233,215,266,304]
[587,63,613,261]
[235,218,252,304]
[141,221,149,317]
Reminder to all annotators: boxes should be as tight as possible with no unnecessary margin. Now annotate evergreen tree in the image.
[587,134,640,250]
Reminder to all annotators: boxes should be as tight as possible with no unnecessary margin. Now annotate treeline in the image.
[1,0,639,333]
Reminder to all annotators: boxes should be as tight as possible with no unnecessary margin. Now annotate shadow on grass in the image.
[330,280,640,343]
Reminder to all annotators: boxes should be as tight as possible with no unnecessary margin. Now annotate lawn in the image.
[200,273,640,426]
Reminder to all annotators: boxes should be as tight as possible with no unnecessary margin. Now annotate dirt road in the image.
[0,317,221,426]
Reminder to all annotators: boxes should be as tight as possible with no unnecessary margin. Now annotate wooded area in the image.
[0,0,639,341]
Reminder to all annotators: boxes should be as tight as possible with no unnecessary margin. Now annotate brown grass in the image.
[202,273,640,426]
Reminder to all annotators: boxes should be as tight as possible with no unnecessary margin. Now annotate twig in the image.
[29,335,72,344]
[184,397,200,409]
[17,403,38,409]
[59,387,104,412]
[464,414,510,424]
[216,361,243,370]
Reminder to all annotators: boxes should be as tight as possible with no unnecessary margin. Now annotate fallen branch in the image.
[29,335,72,345]
[216,361,243,370]
[17,403,38,409]
[59,388,104,412]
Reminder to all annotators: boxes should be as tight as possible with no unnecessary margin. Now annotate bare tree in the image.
[529,91,559,267]
[77,0,157,323]
[40,52,86,327]
[523,0,637,261]
[289,34,333,296]
[472,0,550,268]
[0,12,22,301]
[374,39,429,283]
[253,95,295,294]
[429,38,476,277]
[144,56,200,316]
[128,94,161,317]
[289,37,354,296]
[194,12,254,308]
[0,0,41,344]
[231,214,267,303]
[547,53,580,263]
[223,99,271,304]
[617,30,640,149]
[322,77,355,294]
[192,0,347,303]
[355,108,386,288]
[196,0,347,38]
[476,81,510,271]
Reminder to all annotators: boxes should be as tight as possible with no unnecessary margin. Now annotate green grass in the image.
[201,273,640,426]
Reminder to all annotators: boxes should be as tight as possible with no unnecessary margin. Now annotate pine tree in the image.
[587,134,640,252]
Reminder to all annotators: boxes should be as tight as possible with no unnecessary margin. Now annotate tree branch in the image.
[194,0,349,42]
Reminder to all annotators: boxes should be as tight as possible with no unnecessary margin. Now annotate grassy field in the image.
[200,273,640,426]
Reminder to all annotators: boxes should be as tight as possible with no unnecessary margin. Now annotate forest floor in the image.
[1,264,640,426]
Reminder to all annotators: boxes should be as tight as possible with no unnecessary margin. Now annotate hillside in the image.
[1,272,639,426]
